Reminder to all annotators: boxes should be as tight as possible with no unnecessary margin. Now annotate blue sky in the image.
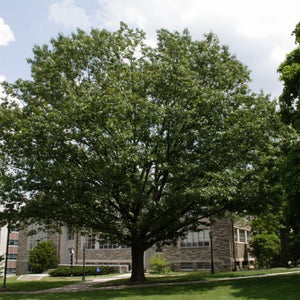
[1,0,300,99]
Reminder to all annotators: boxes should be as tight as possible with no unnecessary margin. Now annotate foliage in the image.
[281,142,300,233]
[249,233,281,268]
[28,241,58,273]
[49,265,114,277]
[0,23,288,281]
[277,21,300,233]
[250,212,283,268]
[149,254,170,274]
[277,21,300,266]
[278,21,300,131]
[287,232,300,266]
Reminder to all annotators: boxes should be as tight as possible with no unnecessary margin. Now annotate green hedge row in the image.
[49,265,115,277]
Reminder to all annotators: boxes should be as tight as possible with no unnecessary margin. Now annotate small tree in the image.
[149,254,170,274]
[28,241,58,273]
[249,233,280,268]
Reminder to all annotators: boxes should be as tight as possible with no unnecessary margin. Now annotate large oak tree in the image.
[0,23,285,281]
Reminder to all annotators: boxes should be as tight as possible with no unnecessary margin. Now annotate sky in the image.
[1,0,300,99]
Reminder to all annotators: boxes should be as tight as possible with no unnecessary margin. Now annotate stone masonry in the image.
[16,218,254,274]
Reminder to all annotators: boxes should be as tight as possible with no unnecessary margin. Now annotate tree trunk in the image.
[280,227,289,267]
[130,243,146,282]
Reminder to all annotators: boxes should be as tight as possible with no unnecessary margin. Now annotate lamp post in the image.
[2,219,11,289]
[82,248,86,282]
[70,248,74,276]
[209,231,215,275]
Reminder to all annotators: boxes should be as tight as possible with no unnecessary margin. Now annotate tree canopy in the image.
[272,21,300,267]
[278,21,300,131]
[278,22,300,234]
[0,23,287,281]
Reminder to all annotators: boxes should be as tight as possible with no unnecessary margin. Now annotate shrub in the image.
[49,265,114,277]
[28,241,58,273]
[249,233,280,268]
[149,254,170,274]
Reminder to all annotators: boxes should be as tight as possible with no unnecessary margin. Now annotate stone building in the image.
[16,218,254,274]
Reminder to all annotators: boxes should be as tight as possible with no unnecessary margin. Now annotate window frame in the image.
[180,229,210,248]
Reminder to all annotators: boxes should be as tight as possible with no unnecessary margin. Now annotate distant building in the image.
[0,224,19,276]
[16,218,254,274]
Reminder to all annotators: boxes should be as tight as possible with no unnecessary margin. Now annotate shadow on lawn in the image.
[0,274,300,300]
[113,274,300,300]
[230,274,300,300]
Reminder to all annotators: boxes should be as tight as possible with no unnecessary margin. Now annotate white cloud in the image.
[45,0,300,98]
[271,45,290,65]
[94,0,300,41]
[49,0,92,30]
[95,0,300,97]
[0,17,15,46]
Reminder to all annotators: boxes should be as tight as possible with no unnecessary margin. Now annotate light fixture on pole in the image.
[70,248,75,276]
[2,219,11,289]
[82,247,86,282]
[209,231,215,275]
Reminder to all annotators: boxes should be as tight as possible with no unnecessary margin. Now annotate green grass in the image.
[0,276,81,292]
[0,273,299,299]
[94,267,300,287]
[0,273,124,292]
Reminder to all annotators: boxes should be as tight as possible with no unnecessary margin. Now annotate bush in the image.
[249,233,280,268]
[49,265,114,277]
[149,254,170,274]
[28,241,59,273]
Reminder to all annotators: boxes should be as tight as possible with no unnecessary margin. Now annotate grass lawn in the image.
[0,270,299,300]
[0,273,126,292]
[0,276,81,292]
[94,267,300,287]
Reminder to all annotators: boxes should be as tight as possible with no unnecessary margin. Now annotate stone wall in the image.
[16,227,60,275]
[16,228,29,275]
[16,217,254,274]
[158,218,234,271]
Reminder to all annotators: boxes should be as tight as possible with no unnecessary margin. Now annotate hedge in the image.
[49,265,114,277]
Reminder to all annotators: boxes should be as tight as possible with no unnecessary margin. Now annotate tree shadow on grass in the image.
[0,274,299,300]
[230,274,300,300]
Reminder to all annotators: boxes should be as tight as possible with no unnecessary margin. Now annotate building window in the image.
[180,230,210,248]
[27,225,49,250]
[10,226,19,232]
[8,239,19,246]
[247,231,252,241]
[99,240,118,249]
[7,268,16,275]
[83,234,96,249]
[234,228,238,242]
[234,228,252,243]
[197,262,210,270]
[239,230,246,243]
[67,227,74,240]
[180,262,193,270]
[98,240,130,249]
[7,253,18,260]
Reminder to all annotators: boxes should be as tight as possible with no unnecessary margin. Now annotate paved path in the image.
[17,274,49,281]
[1,270,300,295]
